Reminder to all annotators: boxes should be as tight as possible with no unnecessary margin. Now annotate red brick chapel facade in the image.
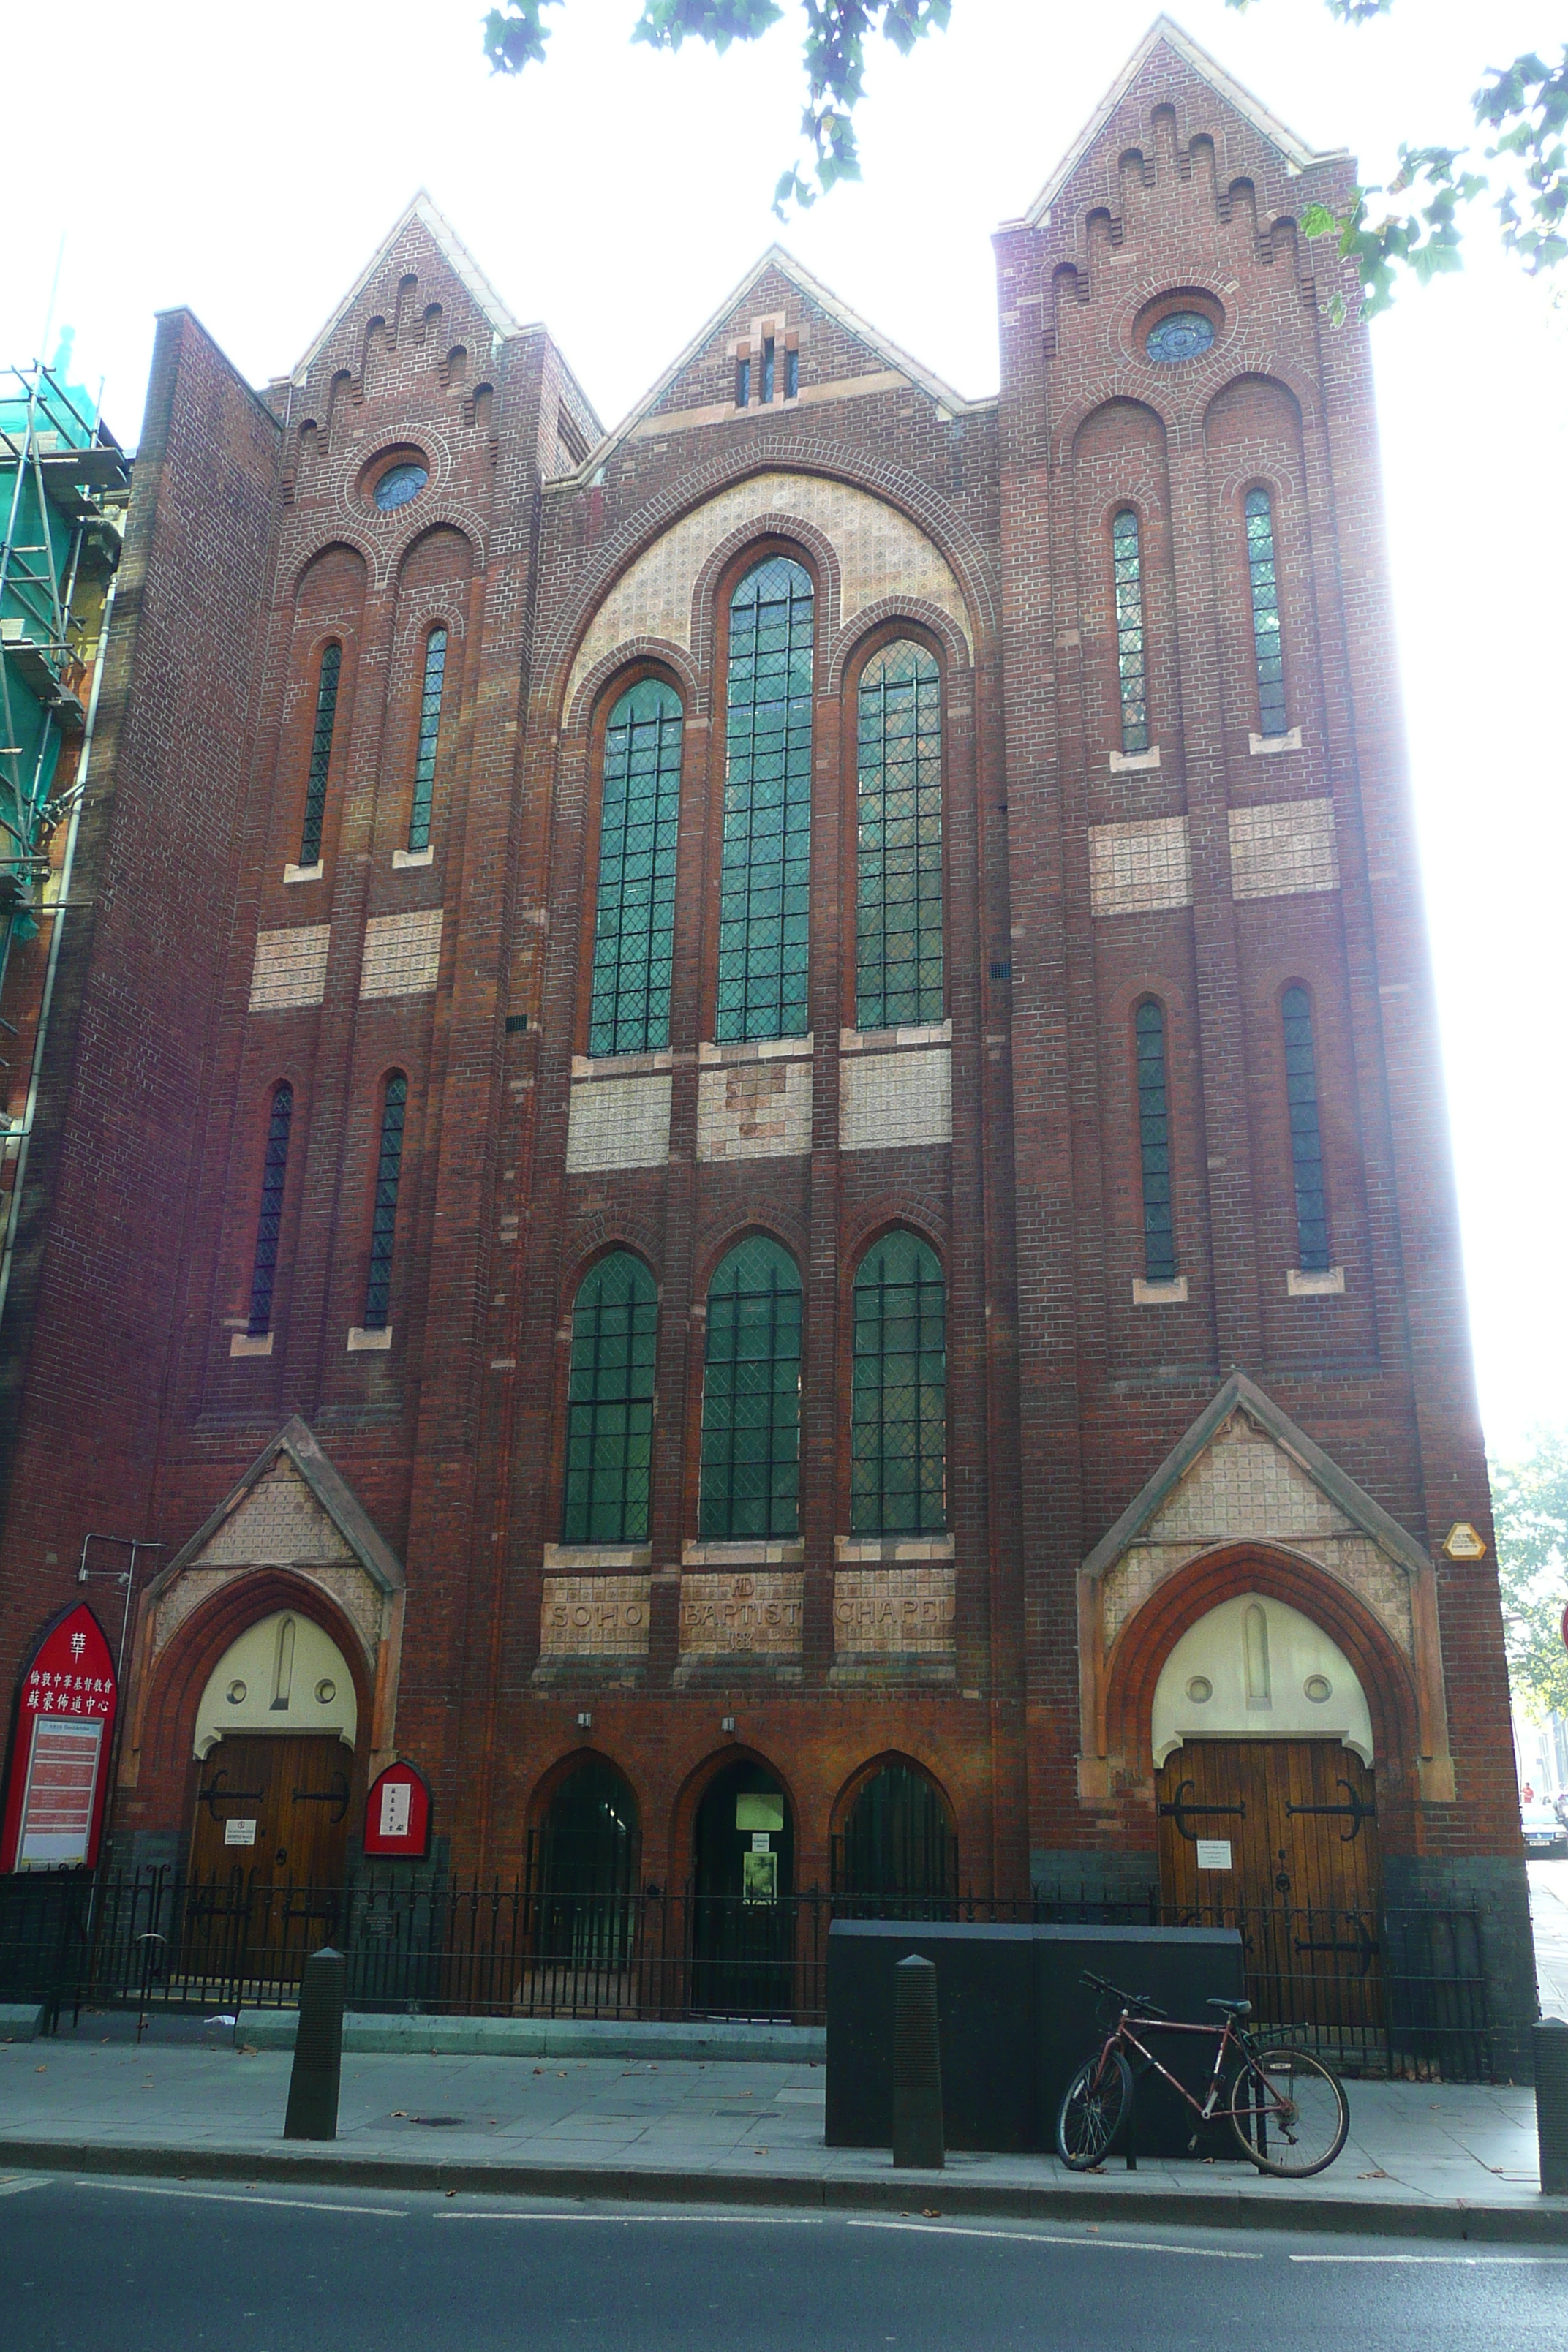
[0,23,1535,2053]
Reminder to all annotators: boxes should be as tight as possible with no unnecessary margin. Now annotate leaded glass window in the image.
[561,1252,658,1544]
[299,642,341,867]
[785,347,799,399]
[247,1082,294,1337]
[1111,508,1149,755]
[716,558,814,1043]
[588,679,683,1057]
[736,358,750,409]
[850,1233,946,1536]
[698,1237,802,1539]
[362,1073,408,1330]
[762,339,776,403]
[407,627,447,854]
[856,641,943,1031]
[1245,489,1288,737]
[1282,986,1330,1271]
[1135,1000,1176,1282]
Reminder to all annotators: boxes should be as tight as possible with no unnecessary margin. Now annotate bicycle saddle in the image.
[1207,1997,1252,2017]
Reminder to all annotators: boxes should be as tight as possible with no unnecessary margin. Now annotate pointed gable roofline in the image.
[284,189,541,388]
[148,1416,405,1597]
[559,242,990,486]
[1082,1371,1431,1583]
[1016,13,1346,230]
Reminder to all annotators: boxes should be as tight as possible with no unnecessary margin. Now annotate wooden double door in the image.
[1157,1739,1383,2037]
[186,1735,352,1985]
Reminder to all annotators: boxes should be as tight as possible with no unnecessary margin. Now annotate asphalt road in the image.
[3,2176,1567,2351]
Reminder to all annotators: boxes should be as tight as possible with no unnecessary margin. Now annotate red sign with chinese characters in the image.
[1,1602,118,1873]
[363,1760,431,1858]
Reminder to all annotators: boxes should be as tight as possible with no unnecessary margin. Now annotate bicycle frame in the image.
[1094,2005,1289,2131]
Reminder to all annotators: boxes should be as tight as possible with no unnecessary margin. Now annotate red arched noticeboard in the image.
[363,1760,431,1859]
[1,1602,118,1873]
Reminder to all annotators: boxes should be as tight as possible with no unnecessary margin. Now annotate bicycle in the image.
[1056,1969,1350,2179]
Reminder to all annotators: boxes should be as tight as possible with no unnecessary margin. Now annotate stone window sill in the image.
[834,1534,955,1563]
[839,1019,951,1054]
[698,1033,812,1068]
[1132,1275,1188,1305]
[347,1325,393,1351]
[1287,1265,1344,1297]
[571,1047,679,1079]
[392,845,434,870]
[229,1330,274,1357]
[282,861,323,885]
[681,1539,804,1567]
[1109,745,1161,774]
[1249,728,1303,756]
[543,1542,653,1570]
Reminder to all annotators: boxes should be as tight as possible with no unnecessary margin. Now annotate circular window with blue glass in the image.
[1145,310,1216,364]
[372,459,429,512]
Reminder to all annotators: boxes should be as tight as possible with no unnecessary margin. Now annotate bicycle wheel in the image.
[1227,2043,1349,2177]
[1056,2048,1134,2171]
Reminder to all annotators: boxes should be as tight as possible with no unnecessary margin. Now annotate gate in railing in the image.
[0,1867,1494,2080]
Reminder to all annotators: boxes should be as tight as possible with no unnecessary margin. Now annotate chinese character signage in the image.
[1,1602,118,1872]
[362,1760,431,1858]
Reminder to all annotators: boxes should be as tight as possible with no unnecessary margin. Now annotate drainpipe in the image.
[0,568,115,1335]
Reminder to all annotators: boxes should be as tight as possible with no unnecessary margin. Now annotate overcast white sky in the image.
[4,0,1564,1456]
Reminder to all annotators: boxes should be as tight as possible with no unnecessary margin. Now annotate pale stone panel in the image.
[1228,798,1339,900]
[151,1560,383,1669]
[833,1564,957,1655]
[679,1572,804,1657]
[565,1073,673,1172]
[1088,816,1192,916]
[540,1575,652,1658]
[360,908,444,999]
[840,1047,951,1152]
[249,924,330,1011]
[696,1057,812,1161]
[565,470,972,710]
[196,1460,356,1568]
[192,1610,358,1757]
[1151,1594,1375,1767]
[1148,1420,1354,1547]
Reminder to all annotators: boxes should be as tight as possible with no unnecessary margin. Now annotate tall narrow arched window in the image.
[362,1073,408,1331]
[1111,508,1149,755]
[1135,1001,1176,1282]
[698,1238,802,1539]
[850,1234,946,1535]
[1281,986,1330,1271]
[299,642,342,867]
[407,627,447,853]
[562,1253,658,1544]
[856,641,943,1031]
[716,557,814,1043]
[1244,489,1287,737]
[588,679,683,1057]
[247,1082,294,1337]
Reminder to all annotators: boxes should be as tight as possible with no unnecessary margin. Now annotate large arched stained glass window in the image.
[856,641,943,1031]
[561,1252,658,1544]
[247,1082,294,1338]
[850,1233,946,1535]
[588,679,683,1057]
[716,558,814,1044]
[698,1237,802,1539]
[298,642,341,867]
[1244,489,1288,738]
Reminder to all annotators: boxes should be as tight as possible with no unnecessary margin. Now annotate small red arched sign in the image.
[1,1602,118,1873]
[363,1760,431,1858]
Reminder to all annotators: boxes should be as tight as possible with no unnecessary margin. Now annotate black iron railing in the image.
[0,1867,1495,2080]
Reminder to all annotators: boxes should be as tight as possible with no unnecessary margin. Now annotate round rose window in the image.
[1146,311,1216,364]
[374,460,429,511]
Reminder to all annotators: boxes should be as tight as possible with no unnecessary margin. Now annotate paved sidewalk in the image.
[1,2037,1562,2243]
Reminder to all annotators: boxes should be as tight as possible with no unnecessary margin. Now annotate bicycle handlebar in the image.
[1079,1968,1169,2019]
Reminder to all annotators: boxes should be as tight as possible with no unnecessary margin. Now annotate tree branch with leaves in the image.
[1490,1432,1568,1724]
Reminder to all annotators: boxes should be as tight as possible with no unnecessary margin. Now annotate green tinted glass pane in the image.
[589,679,685,1057]
[849,1233,946,1536]
[717,560,814,1042]
[1134,1000,1177,1282]
[1245,490,1289,737]
[856,641,943,1032]
[698,1238,802,1537]
[1111,509,1149,755]
[561,1251,659,1543]
[407,628,446,853]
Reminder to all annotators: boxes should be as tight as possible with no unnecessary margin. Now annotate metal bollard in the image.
[892,1953,944,2170]
[284,1945,347,2142]
[1535,2017,1568,2196]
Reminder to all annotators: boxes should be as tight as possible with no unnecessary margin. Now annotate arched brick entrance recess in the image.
[116,1419,404,1872]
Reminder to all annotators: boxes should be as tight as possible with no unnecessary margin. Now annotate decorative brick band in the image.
[249,924,331,1012]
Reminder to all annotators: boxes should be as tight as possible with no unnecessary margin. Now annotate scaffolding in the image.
[0,358,129,968]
